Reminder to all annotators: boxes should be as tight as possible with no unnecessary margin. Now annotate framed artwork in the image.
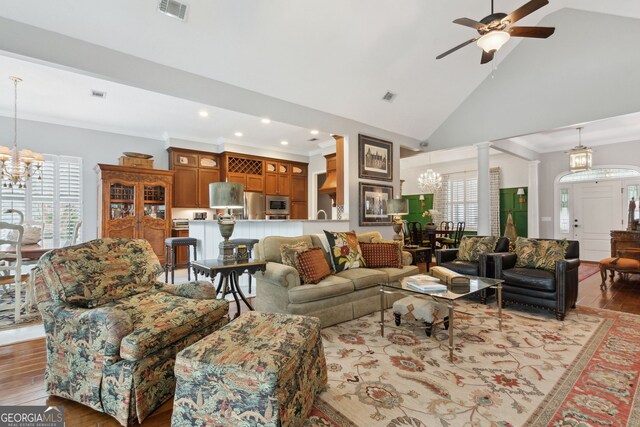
[358,134,393,181]
[359,182,393,226]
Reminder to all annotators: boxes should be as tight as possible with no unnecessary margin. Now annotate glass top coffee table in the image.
[379,275,504,362]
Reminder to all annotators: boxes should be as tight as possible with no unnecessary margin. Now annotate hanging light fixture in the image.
[0,77,44,188]
[567,127,592,173]
[417,153,442,193]
[476,30,511,53]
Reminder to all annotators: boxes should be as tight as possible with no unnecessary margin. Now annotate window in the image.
[443,171,478,230]
[0,155,82,247]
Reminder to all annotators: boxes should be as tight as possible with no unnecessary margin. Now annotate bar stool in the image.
[164,237,198,284]
[229,238,259,293]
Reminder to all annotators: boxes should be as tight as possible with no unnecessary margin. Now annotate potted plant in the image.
[422,209,439,231]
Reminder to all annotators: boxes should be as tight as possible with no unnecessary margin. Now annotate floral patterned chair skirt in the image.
[172,311,327,427]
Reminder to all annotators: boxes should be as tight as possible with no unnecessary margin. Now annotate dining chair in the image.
[63,221,83,247]
[440,222,466,248]
[0,222,30,323]
[436,221,454,248]
[406,221,424,246]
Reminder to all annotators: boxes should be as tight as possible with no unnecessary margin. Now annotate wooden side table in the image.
[403,246,432,271]
[191,259,267,317]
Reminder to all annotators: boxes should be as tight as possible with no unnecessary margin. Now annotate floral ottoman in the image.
[392,295,449,337]
[171,311,327,427]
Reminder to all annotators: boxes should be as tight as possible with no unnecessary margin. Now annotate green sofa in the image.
[253,231,419,327]
[32,238,229,426]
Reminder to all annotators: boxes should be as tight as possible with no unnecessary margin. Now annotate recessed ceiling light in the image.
[281,140,289,145]
[199,111,209,117]
[310,130,319,135]
[261,118,271,124]
[235,132,243,137]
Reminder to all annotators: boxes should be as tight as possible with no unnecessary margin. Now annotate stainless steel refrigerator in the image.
[234,192,265,219]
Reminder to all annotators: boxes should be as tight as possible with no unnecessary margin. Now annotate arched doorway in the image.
[554,167,640,261]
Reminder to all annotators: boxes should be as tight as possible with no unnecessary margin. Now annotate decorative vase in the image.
[425,223,437,231]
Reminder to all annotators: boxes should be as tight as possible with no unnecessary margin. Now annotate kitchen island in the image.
[189,219,350,260]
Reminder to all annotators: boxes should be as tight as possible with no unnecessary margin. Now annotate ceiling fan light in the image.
[477,31,511,53]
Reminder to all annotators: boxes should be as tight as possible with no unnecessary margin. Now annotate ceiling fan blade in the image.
[453,17,485,30]
[481,49,495,64]
[503,0,549,25]
[436,37,479,60]
[509,26,555,38]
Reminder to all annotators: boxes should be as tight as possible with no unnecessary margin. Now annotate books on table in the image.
[405,275,448,293]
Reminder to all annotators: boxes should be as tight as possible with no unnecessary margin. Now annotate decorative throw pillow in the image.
[360,242,403,268]
[514,237,540,268]
[296,248,332,284]
[323,230,366,272]
[535,239,569,272]
[457,236,499,262]
[280,242,310,268]
[371,237,404,266]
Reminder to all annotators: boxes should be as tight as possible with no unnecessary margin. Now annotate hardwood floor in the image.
[1,263,639,426]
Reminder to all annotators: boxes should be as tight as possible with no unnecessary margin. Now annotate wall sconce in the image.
[419,194,426,209]
[517,188,526,204]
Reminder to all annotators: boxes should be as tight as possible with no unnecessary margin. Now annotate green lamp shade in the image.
[209,182,244,209]
[387,198,409,215]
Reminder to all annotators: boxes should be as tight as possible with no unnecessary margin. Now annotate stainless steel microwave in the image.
[265,195,290,215]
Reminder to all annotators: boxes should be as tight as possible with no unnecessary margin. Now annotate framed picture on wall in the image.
[358,134,393,181]
[359,182,393,226]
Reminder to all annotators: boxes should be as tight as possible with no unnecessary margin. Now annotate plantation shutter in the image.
[444,171,478,231]
[58,156,82,245]
[0,154,82,247]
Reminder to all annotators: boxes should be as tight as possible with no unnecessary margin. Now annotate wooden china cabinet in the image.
[96,164,174,263]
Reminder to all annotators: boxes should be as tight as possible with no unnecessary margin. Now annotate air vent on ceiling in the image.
[158,0,188,21]
[382,91,397,103]
[308,138,319,142]
[91,90,106,99]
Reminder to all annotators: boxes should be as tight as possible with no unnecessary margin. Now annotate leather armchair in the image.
[489,239,580,321]
[436,236,510,303]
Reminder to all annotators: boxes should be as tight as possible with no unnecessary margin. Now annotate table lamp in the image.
[387,198,409,241]
[209,182,244,261]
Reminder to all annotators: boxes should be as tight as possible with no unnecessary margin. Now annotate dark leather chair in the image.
[490,239,580,321]
[436,236,510,303]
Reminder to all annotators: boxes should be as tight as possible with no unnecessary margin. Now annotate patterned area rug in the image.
[0,286,41,330]
[578,262,601,282]
[305,303,640,426]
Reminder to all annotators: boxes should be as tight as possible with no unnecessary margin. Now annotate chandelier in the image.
[0,77,44,188]
[418,169,442,193]
[567,127,592,173]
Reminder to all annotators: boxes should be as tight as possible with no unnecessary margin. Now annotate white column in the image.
[475,142,491,235]
[528,160,540,238]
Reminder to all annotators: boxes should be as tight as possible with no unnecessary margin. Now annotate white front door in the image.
[573,180,622,261]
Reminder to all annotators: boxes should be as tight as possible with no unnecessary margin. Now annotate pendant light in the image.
[0,76,45,188]
[567,127,592,173]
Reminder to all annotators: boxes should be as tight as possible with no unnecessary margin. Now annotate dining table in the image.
[0,242,58,323]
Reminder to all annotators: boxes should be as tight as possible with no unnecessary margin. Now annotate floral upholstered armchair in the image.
[32,238,229,426]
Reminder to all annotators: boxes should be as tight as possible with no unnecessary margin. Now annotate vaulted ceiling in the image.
[1,0,640,147]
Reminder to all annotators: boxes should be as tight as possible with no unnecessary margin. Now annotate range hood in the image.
[318,153,337,196]
[318,135,344,206]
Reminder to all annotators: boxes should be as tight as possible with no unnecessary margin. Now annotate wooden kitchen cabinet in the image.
[198,169,220,208]
[290,163,308,218]
[265,161,290,196]
[96,164,174,263]
[173,166,198,207]
[169,148,221,208]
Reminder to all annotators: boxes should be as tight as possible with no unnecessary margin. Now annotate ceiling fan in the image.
[436,0,555,64]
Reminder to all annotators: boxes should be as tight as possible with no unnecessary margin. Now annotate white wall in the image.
[538,139,640,238]
[0,116,167,242]
[401,152,529,195]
